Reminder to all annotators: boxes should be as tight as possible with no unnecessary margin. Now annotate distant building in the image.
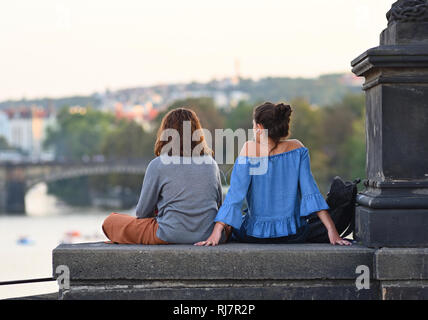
[213,92,228,108]
[0,111,10,143]
[2,107,56,160]
[114,102,159,132]
[9,109,33,152]
[229,90,250,108]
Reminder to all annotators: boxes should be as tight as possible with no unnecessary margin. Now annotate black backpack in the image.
[306,176,361,242]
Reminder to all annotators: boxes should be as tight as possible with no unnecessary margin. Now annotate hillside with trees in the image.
[0,73,361,111]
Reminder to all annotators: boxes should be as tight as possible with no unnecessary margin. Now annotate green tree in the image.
[289,97,329,193]
[289,97,323,150]
[100,119,152,159]
[237,74,361,107]
[224,100,254,132]
[152,97,225,157]
[92,119,153,194]
[47,177,91,206]
[44,107,153,207]
[0,136,10,150]
[156,97,225,133]
[44,107,116,161]
[319,94,366,190]
[343,112,366,186]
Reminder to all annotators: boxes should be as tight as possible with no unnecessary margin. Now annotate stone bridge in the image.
[0,159,152,214]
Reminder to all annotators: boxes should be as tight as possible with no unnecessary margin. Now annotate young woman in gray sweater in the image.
[102,108,223,245]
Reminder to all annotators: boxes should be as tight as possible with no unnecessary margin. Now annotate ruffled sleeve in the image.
[214,157,252,229]
[298,148,329,217]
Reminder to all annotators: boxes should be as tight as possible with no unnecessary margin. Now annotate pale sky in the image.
[0,0,394,101]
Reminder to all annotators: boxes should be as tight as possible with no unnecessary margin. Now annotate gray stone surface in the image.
[381,281,428,300]
[356,208,428,248]
[53,242,375,281]
[60,280,379,300]
[376,248,428,280]
[381,22,428,45]
[52,242,428,299]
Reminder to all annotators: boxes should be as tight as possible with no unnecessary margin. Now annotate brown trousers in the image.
[102,213,168,245]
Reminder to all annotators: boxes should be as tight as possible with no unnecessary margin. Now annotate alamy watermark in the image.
[55,265,70,290]
[159,121,270,175]
[355,265,370,291]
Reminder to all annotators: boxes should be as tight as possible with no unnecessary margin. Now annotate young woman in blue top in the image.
[195,102,351,246]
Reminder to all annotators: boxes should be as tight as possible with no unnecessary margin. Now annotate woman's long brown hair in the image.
[154,108,213,157]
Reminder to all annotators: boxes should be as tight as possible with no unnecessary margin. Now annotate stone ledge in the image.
[52,242,428,299]
[376,248,428,280]
[53,242,375,281]
[60,280,379,300]
[381,281,428,300]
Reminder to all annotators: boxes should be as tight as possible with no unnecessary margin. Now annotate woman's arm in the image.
[194,221,226,246]
[135,160,160,219]
[316,210,351,246]
[195,142,253,246]
[297,146,351,245]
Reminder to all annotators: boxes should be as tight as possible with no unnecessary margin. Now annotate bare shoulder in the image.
[286,139,305,150]
[240,139,305,157]
[239,141,258,157]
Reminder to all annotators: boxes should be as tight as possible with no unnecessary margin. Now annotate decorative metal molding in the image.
[387,0,428,25]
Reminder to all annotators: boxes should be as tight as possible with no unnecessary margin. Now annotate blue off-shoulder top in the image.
[214,147,329,238]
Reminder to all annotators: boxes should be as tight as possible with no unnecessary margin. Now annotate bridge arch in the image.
[25,162,149,190]
[0,159,151,214]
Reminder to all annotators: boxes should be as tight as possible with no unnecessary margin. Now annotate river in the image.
[0,183,134,299]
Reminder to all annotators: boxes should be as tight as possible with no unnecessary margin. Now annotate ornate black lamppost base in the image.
[352,0,428,247]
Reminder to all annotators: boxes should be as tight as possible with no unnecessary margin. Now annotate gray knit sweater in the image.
[135,155,223,244]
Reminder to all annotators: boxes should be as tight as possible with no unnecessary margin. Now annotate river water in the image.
[0,183,134,299]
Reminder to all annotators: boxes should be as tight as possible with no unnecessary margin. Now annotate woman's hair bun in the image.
[253,101,293,153]
[276,103,292,119]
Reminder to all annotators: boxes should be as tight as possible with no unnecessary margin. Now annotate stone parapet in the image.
[51,242,428,300]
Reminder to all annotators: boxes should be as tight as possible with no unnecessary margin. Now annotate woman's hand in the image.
[328,229,352,246]
[316,210,352,246]
[194,222,225,246]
